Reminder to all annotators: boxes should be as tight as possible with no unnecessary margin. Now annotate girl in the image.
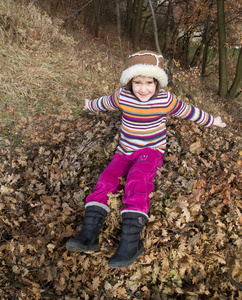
[66,50,226,268]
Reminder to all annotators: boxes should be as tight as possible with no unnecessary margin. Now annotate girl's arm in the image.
[213,116,227,128]
[165,92,226,129]
[83,90,121,112]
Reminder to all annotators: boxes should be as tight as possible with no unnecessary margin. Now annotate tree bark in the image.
[133,0,143,50]
[93,0,101,38]
[226,48,242,99]
[162,0,172,53]
[115,0,123,58]
[190,6,212,68]
[183,32,191,69]
[125,0,133,36]
[217,0,228,96]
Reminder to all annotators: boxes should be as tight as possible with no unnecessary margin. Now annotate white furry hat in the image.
[120,50,168,88]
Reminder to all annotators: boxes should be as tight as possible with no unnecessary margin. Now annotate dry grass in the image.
[0,2,79,126]
[0,0,122,141]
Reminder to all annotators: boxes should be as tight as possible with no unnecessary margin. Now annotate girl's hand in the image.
[83,99,90,110]
[213,116,227,128]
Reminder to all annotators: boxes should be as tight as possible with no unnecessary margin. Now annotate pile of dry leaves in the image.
[0,107,241,299]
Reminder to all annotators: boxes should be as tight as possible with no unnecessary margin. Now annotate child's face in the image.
[131,76,157,102]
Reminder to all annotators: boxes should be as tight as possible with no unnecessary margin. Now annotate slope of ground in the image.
[0,1,241,299]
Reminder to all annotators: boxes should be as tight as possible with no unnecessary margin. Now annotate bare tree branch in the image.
[148,0,161,54]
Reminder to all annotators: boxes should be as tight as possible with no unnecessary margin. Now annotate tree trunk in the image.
[183,32,191,69]
[141,14,151,38]
[162,0,172,53]
[148,0,161,53]
[217,0,228,97]
[226,48,242,99]
[133,0,143,50]
[201,39,210,77]
[125,0,133,36]
[190,8,211,68]
[115,0,123,58]
[93,0,101,38]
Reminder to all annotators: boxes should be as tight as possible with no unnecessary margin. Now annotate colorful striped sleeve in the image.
[88,89,120,112]
[167,93,214,127]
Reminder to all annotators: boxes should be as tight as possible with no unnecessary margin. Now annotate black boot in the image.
[66,205,108,252]
[108,211,147,268]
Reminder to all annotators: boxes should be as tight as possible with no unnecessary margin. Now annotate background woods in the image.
[32,0,242,99]
[0,0,241,299]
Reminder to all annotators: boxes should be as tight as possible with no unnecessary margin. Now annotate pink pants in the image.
[86,148,163,214]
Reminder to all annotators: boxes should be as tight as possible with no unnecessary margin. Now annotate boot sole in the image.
[108,245,145,268]
[66,240,99,252]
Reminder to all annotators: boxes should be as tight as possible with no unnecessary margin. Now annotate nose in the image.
[140,84,146,92]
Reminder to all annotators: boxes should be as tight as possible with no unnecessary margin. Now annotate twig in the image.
[64,0,93,19]
[41,279,70,299]
[0,286,13,298]
[40,293,64,299]
[4,260,60,271]
[98,285,110,300]
[189,216,227,226]
[166,231,191,237]
[125,287,141,300]
[224,272,242,290]
[1,272,28,290]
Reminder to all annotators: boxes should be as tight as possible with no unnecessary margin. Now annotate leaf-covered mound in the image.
[1,109,241,299]
[0,1,241,299]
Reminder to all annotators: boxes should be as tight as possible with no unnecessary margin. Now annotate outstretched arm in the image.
[82,90,120,112]
[213,116,227,128]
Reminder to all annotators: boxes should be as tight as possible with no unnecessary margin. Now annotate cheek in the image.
[132,85,139,93]
[150,84,156,92]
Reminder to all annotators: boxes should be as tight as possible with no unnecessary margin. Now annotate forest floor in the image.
[0,1,241,299]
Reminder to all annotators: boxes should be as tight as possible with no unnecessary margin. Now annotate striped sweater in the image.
[88,88,214,155]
